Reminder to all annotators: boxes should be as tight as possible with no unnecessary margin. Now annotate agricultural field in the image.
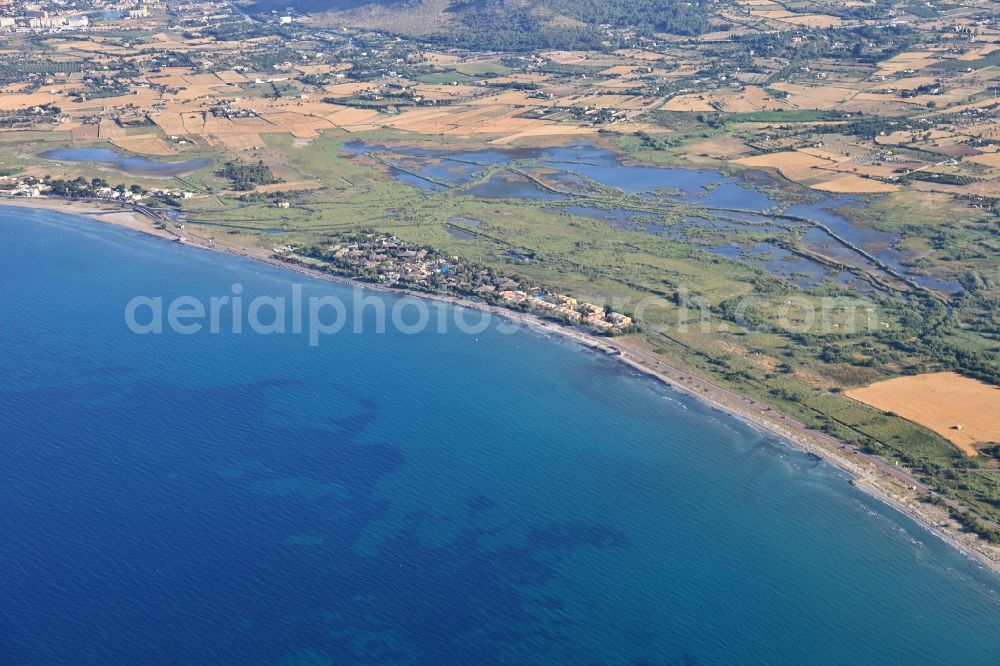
[846,372,1000,457]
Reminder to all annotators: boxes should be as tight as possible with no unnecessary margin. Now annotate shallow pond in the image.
[709,242,828,287]
[447,216,482,228]
[465,173,565,201]
[38,147,212,177]
[445,226,477,240]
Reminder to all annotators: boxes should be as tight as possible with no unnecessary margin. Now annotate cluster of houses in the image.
[278,232,635,335]
[0,175,193,203]
[209,104,259,120]
[496,291,632,333]
[0,179,43,198]
[0,179,146,200]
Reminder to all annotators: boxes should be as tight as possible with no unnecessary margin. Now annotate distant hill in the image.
[240,0,723,50]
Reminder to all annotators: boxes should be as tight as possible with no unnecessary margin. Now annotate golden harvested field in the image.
[778,13,844,28]
[662,94,715,112]
[148,73,191,87]
[216,70,249,83]
[958,45,1000,60]
[875,51,941,76]
[685,135,749,160]
[733,150,902,193]
[839,97,913,115]
[409,106,524,133]
[875,130,922,145]
[422,52,462,65]
[748,9,844,29]
[811,174,899,193]
[443,118,535,135]
[412,84,480,98]
[71,123,100,141]
[110,135,176,155]
[719,86,787,112]
[598,78,642,90]
[151,113,188,136]
[323,82,378,96]
[209,133,264,151]
[955,180,1000,198]
[573,94,650,110]
[735,150,834,179]
[0,91,62,111]
[769,82,859,109]
[324,108,383,127]
[98,119,125,139]
[797,146,851,163]
[491,125,598,145]
[261,111,334,133]
[599,65,641,76]
[967,120,1000,141]
[383,107,454,127]
[968,152,1000,168]
[184,72,230,86]
[181,112,208,134]
[891,76,940,91]
[903,88,978,107]
[846,372,1000,456]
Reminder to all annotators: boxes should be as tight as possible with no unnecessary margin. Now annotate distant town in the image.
[0,1,151,32]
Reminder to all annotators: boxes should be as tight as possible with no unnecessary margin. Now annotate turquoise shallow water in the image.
[1,205,999,665]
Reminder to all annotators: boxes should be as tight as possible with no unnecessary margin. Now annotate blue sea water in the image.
[1,205,999,665]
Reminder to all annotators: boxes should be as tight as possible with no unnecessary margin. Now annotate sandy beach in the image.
[0,196,177,240]
[4,197,999,575]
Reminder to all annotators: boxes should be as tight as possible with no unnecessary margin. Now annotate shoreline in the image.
[4,197,1000,575]
[0,196,178,240]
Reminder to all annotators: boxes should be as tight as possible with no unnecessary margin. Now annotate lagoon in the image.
[38,147,212,177]
[344,141,963,295]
